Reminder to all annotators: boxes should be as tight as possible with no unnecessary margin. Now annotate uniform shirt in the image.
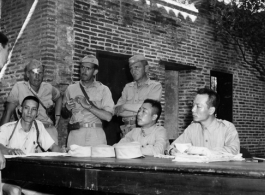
[116,78,162,117]
[64,80,114,124]
[119,124,169,156]
[169,119,240,155]
[7,81,60,124]
[0,120,55,154]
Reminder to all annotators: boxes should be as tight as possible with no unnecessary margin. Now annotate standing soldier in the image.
[0,59,61,144]
[115,54,162,137]
[62,54,114,147]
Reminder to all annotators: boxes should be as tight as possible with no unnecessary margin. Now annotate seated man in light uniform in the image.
[115,54,162,137]
[62,54,114,147]
[167,88,240,156]
[0,96,64,195]
[119,99,169,156]
[0,59,62,145]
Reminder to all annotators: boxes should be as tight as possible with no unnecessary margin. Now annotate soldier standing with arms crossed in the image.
[115,54,162,137]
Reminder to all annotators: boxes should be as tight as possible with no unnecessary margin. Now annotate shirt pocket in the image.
[126,90,135,101]
[89,90,103,103]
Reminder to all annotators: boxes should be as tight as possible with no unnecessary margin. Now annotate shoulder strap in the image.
[79,83,97,108]
[28,87,47,110]
[8,121,19,142]
[33,120,45,151]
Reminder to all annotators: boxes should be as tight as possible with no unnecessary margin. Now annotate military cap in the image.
[26,59,43,72]
[129,54,148,66]
[81,55,99,67]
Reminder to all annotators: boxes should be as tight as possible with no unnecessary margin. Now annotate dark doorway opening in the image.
[210,71,233,122]
[96,51,133,145]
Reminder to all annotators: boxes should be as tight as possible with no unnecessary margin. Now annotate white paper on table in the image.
[4,152,69,158]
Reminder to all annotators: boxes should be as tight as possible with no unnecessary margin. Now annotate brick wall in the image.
[1,0,265,156]
[0,0,74,146]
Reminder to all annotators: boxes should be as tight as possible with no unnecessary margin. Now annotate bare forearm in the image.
[123,103,142,113]
[116,103,142,117]
[89,106,113,122]
[55,96,62,115]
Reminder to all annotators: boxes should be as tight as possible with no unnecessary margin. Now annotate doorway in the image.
[96,51,133,145]
[210,71,233,122]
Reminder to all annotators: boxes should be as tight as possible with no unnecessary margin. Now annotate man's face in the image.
[21,99,39,123]
[130,62,146,82]
[137,103,156,127]
[0,43,9,68]
[27,66,44,88]
[192,94,212,123]
[80,63,97,82]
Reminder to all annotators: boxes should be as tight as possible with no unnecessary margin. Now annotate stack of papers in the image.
[5,152,69,158]
[172,152,244,163]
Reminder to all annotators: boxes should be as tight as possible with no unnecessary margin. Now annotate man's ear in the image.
[93,69,98,76]
[0,44,3,51]
[209,107,215,115]
[152,114,158,121]
[18,105,22,113]
[36,110,39,118]
[144,65,149,73]
[26,69,30,78]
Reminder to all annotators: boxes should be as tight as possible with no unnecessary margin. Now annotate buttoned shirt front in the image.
[116,78,162,117]
[119,124,169,156]
[169,119,240,155]
[6,81,60,124]
[0,120,55,154]
[64,80,114,124]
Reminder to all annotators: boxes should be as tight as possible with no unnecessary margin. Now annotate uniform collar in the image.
[141,123,157,136]
[202,118,218,132]
[18,119,36,133]
[26,81,44,94]
[80,80,98,88]
[129,78,151,87]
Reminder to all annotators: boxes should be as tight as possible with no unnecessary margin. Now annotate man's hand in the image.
[115,105,125,116]
[0,150,6,170]
[8,148,25,155]
[75,95,92,110]
[65,98,76,111]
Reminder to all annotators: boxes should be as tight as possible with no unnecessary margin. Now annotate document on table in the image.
[4,152,69,158]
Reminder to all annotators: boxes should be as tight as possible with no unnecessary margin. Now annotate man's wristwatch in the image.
[168,148,174,155]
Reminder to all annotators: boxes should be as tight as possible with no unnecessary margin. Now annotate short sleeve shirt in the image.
[169,119,240,155]
[63,80,114,124]
[6,81,61,124]
[116,78,162,116]
[0,120,55,154]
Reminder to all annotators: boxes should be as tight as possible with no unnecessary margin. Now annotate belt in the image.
[43,123,54,128]
[80,123,102,128]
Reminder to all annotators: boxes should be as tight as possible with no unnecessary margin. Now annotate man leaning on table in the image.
[115,54,162,137]
[118,99,169,156]
[167,88,240,156]
[0,96,64,195]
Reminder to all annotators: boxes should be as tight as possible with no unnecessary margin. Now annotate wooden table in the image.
[2,156,265,195]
